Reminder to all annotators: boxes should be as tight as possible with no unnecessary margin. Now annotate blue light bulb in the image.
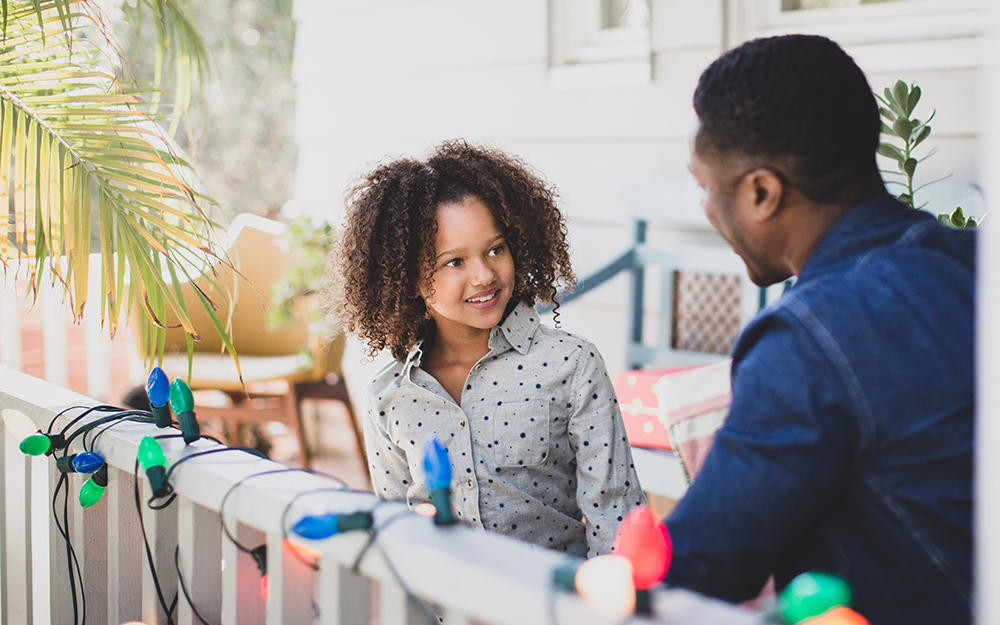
[291,511,373,540]
[146,367,173,428]
[423,438,452,490]
[71,451,105,474]
[292,514,340,540]
[146,367,170,407]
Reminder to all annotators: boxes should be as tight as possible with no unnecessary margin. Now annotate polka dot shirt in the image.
[364,300,646,557]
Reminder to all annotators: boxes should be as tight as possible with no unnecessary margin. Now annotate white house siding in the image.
[291,0,990,391]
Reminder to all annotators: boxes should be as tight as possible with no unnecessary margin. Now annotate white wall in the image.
[291,0,990,386]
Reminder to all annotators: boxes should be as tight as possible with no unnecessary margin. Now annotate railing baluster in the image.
[0,279,22,370]
[23,455,34,624]
[140,479,178,625]
[317,558,371,625]
[84,255,111,402]
[177,496,222,624]
[48,458,71,623]
[267,530,315,624]
[0,426,8,625]
[108,466,143,624]
[380,578,427,625]
[40,277,68,389]
[221,521,265,625]
[80,471,109,624]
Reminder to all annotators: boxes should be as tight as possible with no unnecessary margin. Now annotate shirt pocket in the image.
[490,399,550,467]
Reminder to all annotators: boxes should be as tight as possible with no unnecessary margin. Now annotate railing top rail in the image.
[0,365,757,625]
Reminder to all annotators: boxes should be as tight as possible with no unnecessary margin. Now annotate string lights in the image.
[146,367,173,428]
[137,436,171,499]
[79,465,109,508]
[169,378,201,444]
[778,572,868,624]
[553,555,636,619]
[291,511,374,540]
[612,505,672,615]
[56,451,105,474]
[422,437,455,526]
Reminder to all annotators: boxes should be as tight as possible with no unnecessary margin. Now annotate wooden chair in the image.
[131,213,365,469]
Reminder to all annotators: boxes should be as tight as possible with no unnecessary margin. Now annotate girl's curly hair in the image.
[330,140,576,361]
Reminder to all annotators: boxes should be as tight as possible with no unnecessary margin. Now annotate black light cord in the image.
[50,473,85,625]
[174,546,215,625]
[132,455,179,625]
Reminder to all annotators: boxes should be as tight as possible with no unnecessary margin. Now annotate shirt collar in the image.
[399,299,541,379]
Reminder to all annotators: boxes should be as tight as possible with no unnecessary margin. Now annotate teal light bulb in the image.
[169,378,195,414]
[137,436,170,499]
[138,436,166,470]
[779,572,853,624]
[80,465,109,507]
[19,433,51,456]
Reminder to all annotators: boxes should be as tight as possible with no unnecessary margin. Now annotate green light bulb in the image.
[779,572,853,624]
[169,378,195,414]
[138,436,166,471]
[19,433,51,456]
[80,465,109,508]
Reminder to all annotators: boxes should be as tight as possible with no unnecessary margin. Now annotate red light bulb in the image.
[613,505,672,590]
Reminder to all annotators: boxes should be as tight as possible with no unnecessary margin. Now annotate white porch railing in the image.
[0,367,756,625]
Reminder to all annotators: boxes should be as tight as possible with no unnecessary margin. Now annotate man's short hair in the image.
[693,34,881,204]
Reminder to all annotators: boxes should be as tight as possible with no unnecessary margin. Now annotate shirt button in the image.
[474,364,481,371]
[459,420,466,428]
[466,479,475,490]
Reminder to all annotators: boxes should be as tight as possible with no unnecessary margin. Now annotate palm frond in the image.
[1,0,237,371]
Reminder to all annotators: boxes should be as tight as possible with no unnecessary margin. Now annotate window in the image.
[727,0,991,72]
[549,0,651,90]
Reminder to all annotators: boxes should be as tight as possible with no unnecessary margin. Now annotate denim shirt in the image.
[364,300,646,556]
[665,195,975,625]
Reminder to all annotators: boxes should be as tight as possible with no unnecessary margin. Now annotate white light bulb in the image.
[575,555,636,620]
[2,408,40,441]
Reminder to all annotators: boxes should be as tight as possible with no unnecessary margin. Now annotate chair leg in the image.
[295,376,368,473]
[286,383,312,468]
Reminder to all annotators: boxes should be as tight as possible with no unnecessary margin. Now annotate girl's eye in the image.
[444,258,463,268]
[488,244,506,256]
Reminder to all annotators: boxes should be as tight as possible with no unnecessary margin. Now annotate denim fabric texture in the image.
[665,195,975,625]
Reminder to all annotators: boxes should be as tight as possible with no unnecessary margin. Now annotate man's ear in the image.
[745,168,785,222]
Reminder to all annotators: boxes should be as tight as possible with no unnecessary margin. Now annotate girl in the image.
[333,140,645,556]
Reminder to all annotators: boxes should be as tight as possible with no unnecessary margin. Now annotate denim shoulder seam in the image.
[782,296,876,446]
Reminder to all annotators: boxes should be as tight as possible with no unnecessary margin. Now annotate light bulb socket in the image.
[151,404,172,429]
[635,588,652,615]
[552,561,582,591]
[145,464,170,499]
[251,545,267,576]
[56,455,77,473]
[178,411,200,444]
[92,464,109,487]
[429,488,456,526]
[338,511,374,532]
[45,433,67,456]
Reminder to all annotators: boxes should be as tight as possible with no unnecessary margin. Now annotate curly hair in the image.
[694,34,882,205]
[330,140,576,361]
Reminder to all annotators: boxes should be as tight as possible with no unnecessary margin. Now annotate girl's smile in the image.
[419,195,515,340]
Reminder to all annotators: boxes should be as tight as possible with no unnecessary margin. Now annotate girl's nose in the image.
[472,258,498,285]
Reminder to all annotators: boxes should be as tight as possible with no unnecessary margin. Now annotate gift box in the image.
[616,361,732,451]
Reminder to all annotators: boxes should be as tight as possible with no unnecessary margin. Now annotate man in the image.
[665,34,975,625]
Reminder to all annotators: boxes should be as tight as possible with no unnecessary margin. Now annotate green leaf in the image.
[883,87,903,116]
[880,122,895,136]
[938,214,952,226]
[913,125,931,148]
[892,118,912,142]
[906,85,921,116]
[877,143,905,162]
[898,193,913,207]
[879,106,897,122]
[892,80,909,114]
[903,158,917,178]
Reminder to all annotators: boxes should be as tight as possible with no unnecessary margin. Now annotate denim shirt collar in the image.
[400,299,540,379]
[797,193,925,284]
